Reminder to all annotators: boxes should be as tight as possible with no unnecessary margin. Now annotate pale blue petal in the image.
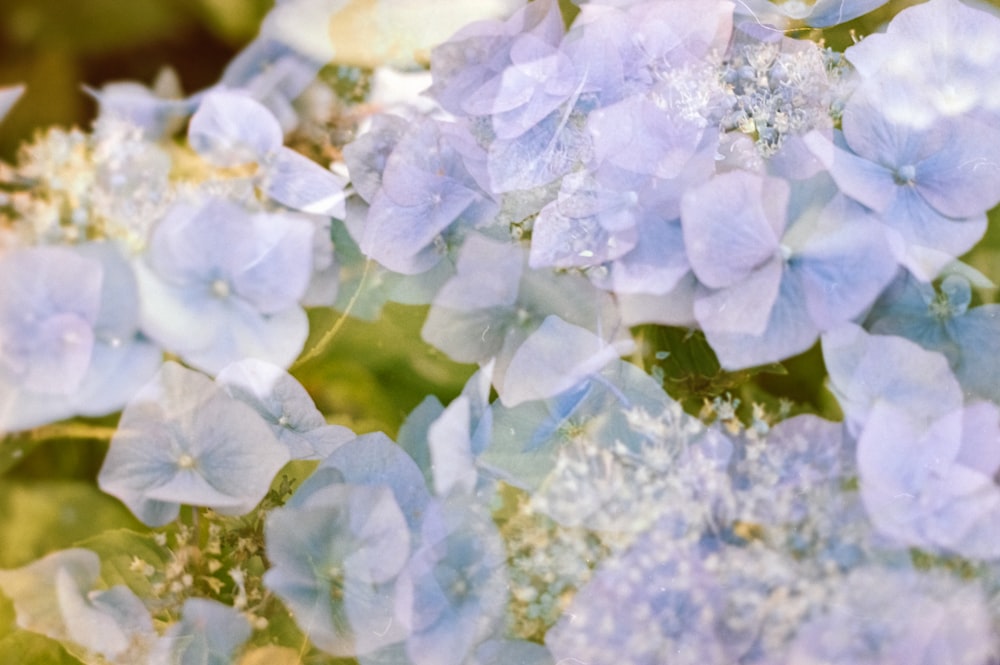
[188,89,283,166]
[265,146,349,218]
[681,171,786,289]
[499,315,634,407]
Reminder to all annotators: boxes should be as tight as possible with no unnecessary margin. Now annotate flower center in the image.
[210,279,231,298]
[893,164,916,185]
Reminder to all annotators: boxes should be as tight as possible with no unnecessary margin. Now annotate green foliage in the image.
[0,481,142,569]
[0,631,80,665]
[0,0,186,55]
[296,303,474,437]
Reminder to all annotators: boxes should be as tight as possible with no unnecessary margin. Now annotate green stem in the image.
[291,259,372,370]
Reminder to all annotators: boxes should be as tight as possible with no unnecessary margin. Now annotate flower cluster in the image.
[2,0,1000,664]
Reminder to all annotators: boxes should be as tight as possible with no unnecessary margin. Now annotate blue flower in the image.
[97,361,290,526]
[787,565,994,664]
[396,500,508,665]
[843,0,1000,127]
[547,527,730,665]
[294,432,433,531]
[358,117,496,274]
[151,598,251,665]
[188,89,348,218]
[134,195,315,374]
[0,548,157,664]
[85,71,192,140]
[804,87,1000,278]
[681,171,896,369]
[421,233,628,401]
[822,324,963,435]
[734,0,890,27]
[216,358,355,460]
[866,272,1000,404]
[857,400,1000,559]
[263,482,411,657]
[0,242,161,432]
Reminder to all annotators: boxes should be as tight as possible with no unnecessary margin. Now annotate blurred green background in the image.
[0,0,273,160]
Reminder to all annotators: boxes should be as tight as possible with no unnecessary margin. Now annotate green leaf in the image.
[0,631,81,665]
[0,481,142,569]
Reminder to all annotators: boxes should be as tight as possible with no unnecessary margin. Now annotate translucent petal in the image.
[187,89,283,166]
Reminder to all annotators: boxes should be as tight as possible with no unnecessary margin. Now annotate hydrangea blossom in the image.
[865,272,1000,404]
[0,246,107,431]
[843,0,1000,127]
[857,400,1000,559]
[395,500,509,665]
[216,357,355,460]
[681,171,896,369]
[0,549,157,664]
[785,565,996,664]
[188,89,348,218]
[804,87,1000,278]
[150,598,251,665]
[84,68,192,140]
[134,195,315,374]
[358,117,497,274]
[733,0,891,28]
[822,324,964,434]
[547,526,732,665]
[264,482,411,657]
[421,233,629,401]
[97,361,290,526]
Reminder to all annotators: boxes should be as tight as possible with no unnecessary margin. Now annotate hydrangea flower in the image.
[188,89,348,218]
[459,13,581,141]
[295,432,433,531]
[426,364,494,498]
[48,242,161,417]
[717,22,849,170]
[85,68,192,140]
[395,500,509,665]
[857,400,1000,559]
[97,361,290,526]
[134,195,315,374]
[358,117,497,274]
[264,482,411,657]
[218,30,326,133]
[843,0,1000,127]
[785,565,995,664]
[681,171,896,369]
[479,360,668,492]
[865,272,1000,404]
[150,598,251,665]
[728,414,851,526]
[0,548,157,664]
[733,0,891,28]
[216,357,355,460]
[500,315,634,406]
[822,324,963,434]
[804,87,1000,278]
[421,233,628,401]
[0,246,101,431]
[547,526,731,665]
[428,0,567,118]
